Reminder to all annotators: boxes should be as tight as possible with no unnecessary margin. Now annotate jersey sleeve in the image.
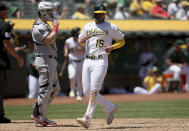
[110,24,124,41]
[78,24,87,40]
[64,39,70,49]
[1,23,12,40]
[33,24,50,42]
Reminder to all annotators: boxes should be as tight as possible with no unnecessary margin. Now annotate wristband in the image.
[53,25,58,33]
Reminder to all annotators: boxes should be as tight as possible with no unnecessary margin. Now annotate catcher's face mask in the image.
[38,1,56,21]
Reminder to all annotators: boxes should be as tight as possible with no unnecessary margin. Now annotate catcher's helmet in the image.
[38,1,55,21]
[93,4,107,14]
[71,27,80,37]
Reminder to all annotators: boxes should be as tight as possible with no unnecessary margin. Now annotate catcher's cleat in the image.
[76,115,90,129]
[76,95,82,101]
[107,104,117,124]
[36,119,57,127]
[31,114,38,121]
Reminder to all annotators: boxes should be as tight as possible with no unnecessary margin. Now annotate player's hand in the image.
[104,45,113,54]
[53,19,59,27]
[64,55,68,59]
[80,34,88,44]
[17,57,24,67]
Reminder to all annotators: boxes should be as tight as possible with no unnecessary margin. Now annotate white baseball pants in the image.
[28,74,39,99]
[68,60,83,95]
[134,83,162,95]
[82,57,114,119]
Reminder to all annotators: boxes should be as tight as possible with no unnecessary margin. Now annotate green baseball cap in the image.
[9,6,19,16]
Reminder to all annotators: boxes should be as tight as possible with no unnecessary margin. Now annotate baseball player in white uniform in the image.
[31,2,60,127]
[76,4,125,128]
[64,27,85,101]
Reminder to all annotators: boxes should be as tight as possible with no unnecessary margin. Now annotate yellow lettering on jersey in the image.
[87,29,108,39]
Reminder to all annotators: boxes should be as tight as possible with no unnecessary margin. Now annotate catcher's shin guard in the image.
[33,102,40,117]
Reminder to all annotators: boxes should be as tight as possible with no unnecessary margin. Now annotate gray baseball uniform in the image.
[32,20,60,122]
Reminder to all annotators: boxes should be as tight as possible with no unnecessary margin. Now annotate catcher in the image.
[31,1,60,127]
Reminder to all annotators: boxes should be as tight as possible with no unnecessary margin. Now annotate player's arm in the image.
[143,77,149,88]
[104,37,125,53]
[112,37,125,50]
[78,34,88,47]
[3,40,24,67]
[64,43,69,58]
[43,19,59,45]
[78,24,88,47]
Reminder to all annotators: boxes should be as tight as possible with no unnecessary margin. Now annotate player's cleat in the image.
[76,95,83,101]
[36,119,57,127]
[69,90,75,97]
[107,104,117,124]
[31,114,38,121]
[76,115,90,129]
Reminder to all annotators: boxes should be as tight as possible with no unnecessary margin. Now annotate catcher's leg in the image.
[48,61,61,104]
[34,57,54,122]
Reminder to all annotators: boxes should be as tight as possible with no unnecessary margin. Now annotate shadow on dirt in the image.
[100,126,151,130]
[57,124,80,127]
[12,121,33,124]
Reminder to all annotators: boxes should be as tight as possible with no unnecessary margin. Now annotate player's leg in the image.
[76,59,91,128]
[84,61,108,119]
[28,74,39,99]
[35,78,40,98]
[68,62,76,97]
[134,86,148,94]
[0,70,6,122]
[148,83,162,94]
[76,62,83,101]
[89,61,117,124]
[34,57,54,123]
[48,60,60,104]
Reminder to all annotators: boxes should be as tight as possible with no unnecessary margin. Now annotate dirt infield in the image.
[1,93,189,131]
[1,118,189,131]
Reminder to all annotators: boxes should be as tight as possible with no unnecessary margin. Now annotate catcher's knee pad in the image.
[51,82,60,97]
[33,102,40,117]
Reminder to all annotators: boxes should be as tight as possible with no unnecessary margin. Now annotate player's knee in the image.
[133,87,140,94]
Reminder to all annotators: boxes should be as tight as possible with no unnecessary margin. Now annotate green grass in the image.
[4,99,189,120]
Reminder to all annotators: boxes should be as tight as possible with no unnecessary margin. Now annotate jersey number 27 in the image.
[96,39,104,48]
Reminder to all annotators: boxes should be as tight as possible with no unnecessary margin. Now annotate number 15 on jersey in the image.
[96,39,104,48]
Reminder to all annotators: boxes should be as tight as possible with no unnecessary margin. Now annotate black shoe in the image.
[0,116,11,123]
